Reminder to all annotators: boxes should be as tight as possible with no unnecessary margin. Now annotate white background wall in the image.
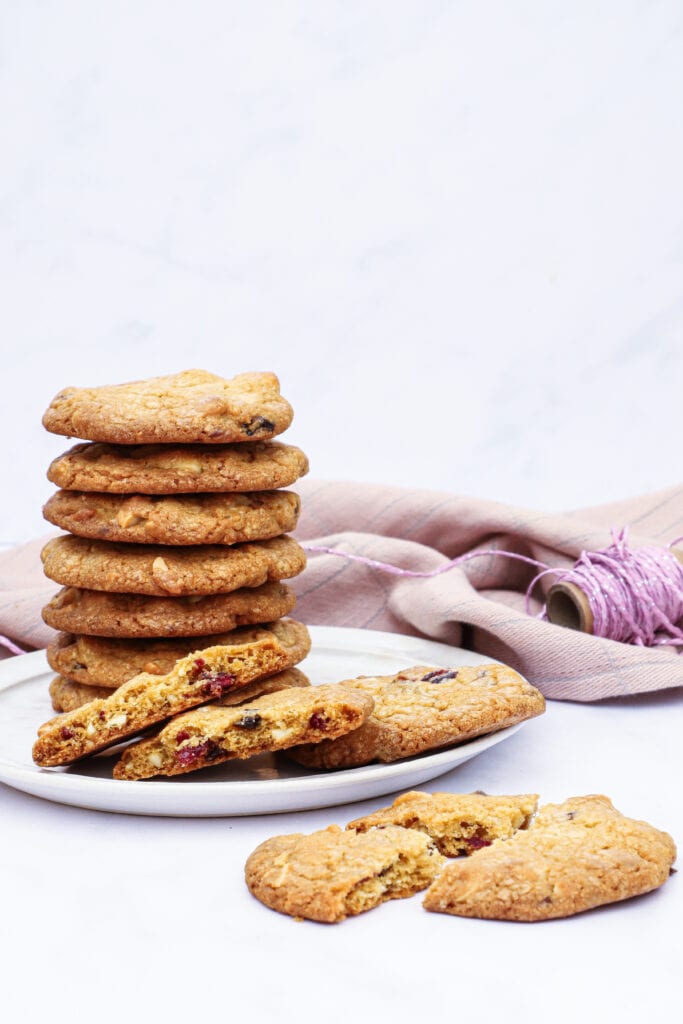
[2,0,682,545]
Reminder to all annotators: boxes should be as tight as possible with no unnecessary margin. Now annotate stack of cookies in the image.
[39,370,311,716]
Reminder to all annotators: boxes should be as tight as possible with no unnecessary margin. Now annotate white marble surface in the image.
[1,3,682,1021]
[2,1,683,544]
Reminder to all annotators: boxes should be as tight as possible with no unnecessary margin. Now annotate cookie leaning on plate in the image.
[42,582,297,637]
[42,369,293,444]
[33,623,308,766]
[41,534,306,596]
[113,684,374,780]
[47,619,311,688]
[43,490,301,546]
[347,790,539,856]
[423,795,677,921]
[47,441,309,494]
[49,667,310,714]
[288,664,545,769]
[245,825,446,923]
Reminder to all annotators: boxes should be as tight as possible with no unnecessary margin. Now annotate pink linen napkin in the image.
[2,480,682,700]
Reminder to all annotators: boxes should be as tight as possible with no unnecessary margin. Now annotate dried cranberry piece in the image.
[421,669,459,684]
[308,712,328,732]
[201,672,237,698]
[175,741,211,766]
[60,726,74,740]
[194,658,206,670]
[465,836,492,851]
[175,730,191,744]
[235,712,261,729]
[98,710,106,720]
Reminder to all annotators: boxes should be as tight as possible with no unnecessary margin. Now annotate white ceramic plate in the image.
[0,626,530,817]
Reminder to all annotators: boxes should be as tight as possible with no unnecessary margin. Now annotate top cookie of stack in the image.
[39,370,310,707]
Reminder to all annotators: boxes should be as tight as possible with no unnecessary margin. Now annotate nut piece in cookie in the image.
[42,369,293,444]
[46,620,310,687]
[46,441,309,495]
[32,626,306,766]
[113,684,373,780]
[288,664,545,769]
[41,534,306,596]
[245,825,446,923]
[41,581,297,637]
[347,790,539,856]
[43,489,301,546]
[48,667,310,715]
[423,795,677,921]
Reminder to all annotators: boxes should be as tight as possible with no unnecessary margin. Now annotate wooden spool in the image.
[546,548,683,635]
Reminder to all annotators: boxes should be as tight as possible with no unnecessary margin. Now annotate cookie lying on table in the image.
[288,664,545,769]
[112,684,374,780]
[32,620,308,766]
[49,667,310,714]
[46,620,311,688]
[42,369,293,444]
[245,825,445,923]
[347,790,539,856]
[423,795,677,921]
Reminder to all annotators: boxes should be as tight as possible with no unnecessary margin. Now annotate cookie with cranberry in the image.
[47,619,310,688]
[423,795,677,921]
[245,825,445,923]
[43,490,301,546]
[41,534,306,596]
[42,581,296,637]
[49,667,310,714]
[33,625,307,766]
[113,683,374,780]
[347,790,539,856]
[287,664,545,769]
[42,369,293,444]
[47,441,308,494]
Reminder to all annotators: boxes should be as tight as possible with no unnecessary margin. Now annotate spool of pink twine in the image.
[303,526,683,648]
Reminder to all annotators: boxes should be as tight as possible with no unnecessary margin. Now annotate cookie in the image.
[423,795,677,921]
[113,684,374,779]
[347,791,539,856]
[41,534,306,596]
[42,369,293,444]
[288,664,545,769]
[42,581,296,637]
[49,667,310,714]
[47,441,308,494]
[47,619,311,687]
[245,825,446,923]
[43,490,301,546]
[33,628,306,766]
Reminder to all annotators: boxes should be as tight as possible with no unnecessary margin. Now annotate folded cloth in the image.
[1,481,681,700]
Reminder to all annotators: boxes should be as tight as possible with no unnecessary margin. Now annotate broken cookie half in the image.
[245,825,445,923]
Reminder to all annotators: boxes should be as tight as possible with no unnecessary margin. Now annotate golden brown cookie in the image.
[245,825,446,923]
[47,619,311,687]
[423,795,677,921]
[288,664,545,769]
[43,490,301,546]
[41,534,306,596]
[49,667,310,713]
[42,582,296,637]
[113,683,374,780]
[347,791,539,856]
[33,627,307,766]
[47,441,308,494]
[42,369,293,444]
